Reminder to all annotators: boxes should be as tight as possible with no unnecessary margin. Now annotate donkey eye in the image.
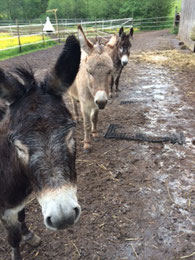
[14,140,29,164]
[65,130,76,154]
[88,71,93,77]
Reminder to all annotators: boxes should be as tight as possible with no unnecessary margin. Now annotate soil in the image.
[0,30,194,260]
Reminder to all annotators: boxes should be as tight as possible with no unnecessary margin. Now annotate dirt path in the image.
[0,30,194,260]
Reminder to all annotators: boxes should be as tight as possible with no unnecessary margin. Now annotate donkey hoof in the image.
[92,133,99,142]
[28,233,41,247]
[23,232,41,247]
[84,141,92,153]
[83,147,92,154]
[93,137,100,142]
[11,248,22,260]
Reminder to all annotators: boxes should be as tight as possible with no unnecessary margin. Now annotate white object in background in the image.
[43,17,55,33]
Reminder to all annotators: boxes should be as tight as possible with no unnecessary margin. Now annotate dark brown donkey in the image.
[106,26,134,96]
[0,35,81,260]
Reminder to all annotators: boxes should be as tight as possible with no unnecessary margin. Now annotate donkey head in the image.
[118,27,134,66]
[78,25,113,109]
[0,36,81,230]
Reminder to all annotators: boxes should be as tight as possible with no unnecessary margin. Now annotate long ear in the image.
[129,27,134,39]
[106,34,118,49]
[119,27,124,37]
[78,25,93,55]
[46,35,81,95]
[0,68,25,104]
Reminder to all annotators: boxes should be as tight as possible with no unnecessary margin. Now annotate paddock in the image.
[0,29,194,260]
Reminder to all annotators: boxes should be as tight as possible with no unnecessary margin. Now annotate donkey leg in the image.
[0,216,22,260]
[7,225,22,260]
[18,209,41,247]
[109,75,114,98]
[91,108,99,142]
[71,97,79,122]
[115,68,123,94]
[81,105,92,152]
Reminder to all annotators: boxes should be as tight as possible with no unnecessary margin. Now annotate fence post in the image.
[53,9,60,42]
[41,20,45,45]
[16,19,22,53]
[95,18,97,37]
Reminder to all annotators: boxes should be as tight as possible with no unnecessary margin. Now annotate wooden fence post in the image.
[54,9,60,43]
[41,20,45,45]
[16,19,22,53]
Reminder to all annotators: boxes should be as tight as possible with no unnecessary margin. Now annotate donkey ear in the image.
[119,27,124,37]
[0,68,25,104]
[46,35,81,95]
[78,25,93,55]
[106,34,118,49]
[129,27,134,39]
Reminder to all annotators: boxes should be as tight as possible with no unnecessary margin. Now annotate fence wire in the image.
[0,16,174,53]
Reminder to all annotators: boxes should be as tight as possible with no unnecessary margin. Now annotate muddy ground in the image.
[0,30,194,260]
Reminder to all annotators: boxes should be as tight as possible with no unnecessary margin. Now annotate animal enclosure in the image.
[0,29,194,260]
[0,16,175,57]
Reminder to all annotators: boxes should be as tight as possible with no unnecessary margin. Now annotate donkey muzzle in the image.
[38,186,81,230]
[121,55,128,66]
[94,90,108,109]
[95,100,108,109]
[45,205,80,230]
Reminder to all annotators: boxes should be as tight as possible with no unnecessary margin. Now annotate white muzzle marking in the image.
[38,186,81,230]
[94,90,108,109]
[94,90,107,103]
[121,55,128,66]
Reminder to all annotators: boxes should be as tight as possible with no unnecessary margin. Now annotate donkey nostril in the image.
[74,207,80,221]
[46,216,53,228]
[95,100,108,109]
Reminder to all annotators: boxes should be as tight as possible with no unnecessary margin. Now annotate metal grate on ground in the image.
[104,124,185,145]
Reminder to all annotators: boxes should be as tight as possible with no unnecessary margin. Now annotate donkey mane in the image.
[0,67,37,104]
[14,66,36,90]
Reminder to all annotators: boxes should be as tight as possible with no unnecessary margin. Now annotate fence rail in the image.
[0,16,174,54]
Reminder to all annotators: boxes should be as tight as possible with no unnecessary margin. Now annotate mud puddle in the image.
[111,61,195,260]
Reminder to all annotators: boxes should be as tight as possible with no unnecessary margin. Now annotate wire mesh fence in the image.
[0,16,175,54]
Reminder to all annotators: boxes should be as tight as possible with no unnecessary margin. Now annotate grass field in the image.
[0,33,58,60]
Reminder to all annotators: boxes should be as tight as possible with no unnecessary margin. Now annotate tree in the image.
[0,0,49,20]
[119,0,175,18]
[0,0,178,21]
[47,0,88,19]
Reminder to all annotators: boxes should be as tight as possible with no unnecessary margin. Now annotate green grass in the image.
[0,40,58,61]
[170,26,179,35]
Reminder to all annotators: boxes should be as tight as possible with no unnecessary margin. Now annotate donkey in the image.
[0,99,7,121]
[69,25,113,152]
[0,35,81,260]
[106,26,134,96]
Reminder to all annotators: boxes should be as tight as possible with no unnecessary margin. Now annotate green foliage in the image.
[0,0,180,21]
[48,0,88,19]
[119,0,175,18]
[0,0,48,20]
[87,0,122,19]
